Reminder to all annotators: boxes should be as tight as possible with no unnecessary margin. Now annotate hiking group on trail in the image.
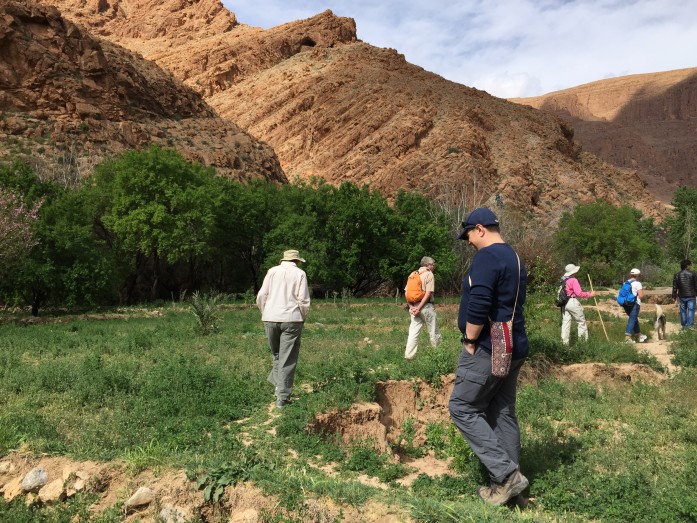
[255,206,687,508]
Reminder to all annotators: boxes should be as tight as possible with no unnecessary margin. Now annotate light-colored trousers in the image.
[264,321,303,402]
[404,303,441,359]
[561,298,588,344]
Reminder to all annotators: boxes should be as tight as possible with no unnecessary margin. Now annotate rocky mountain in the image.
[0,0,284,184]
[511,68,697,203]
[29,0,667,223]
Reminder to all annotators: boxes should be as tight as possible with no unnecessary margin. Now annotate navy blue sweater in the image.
[458,243,529,360]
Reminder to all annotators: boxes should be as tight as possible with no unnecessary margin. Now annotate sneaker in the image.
[625,337,635,344]
[276,399,288,409]
[477,468,529,506]
[638,334,648,343]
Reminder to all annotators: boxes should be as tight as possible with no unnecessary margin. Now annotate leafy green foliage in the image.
[0,154,461,306]
[197,453,265,503]
[0,161,119,315]
[553,200,660,285]
[94,146,217,265]
[666,186,697,260]
[340,442,408,482]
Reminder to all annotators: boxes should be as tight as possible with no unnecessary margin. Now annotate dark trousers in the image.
[449,347,525,483]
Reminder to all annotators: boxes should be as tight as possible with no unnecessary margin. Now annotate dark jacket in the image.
[672,269,697,299]
[458,243,529,360]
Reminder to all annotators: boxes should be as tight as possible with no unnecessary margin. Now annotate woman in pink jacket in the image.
[561,264,595,345]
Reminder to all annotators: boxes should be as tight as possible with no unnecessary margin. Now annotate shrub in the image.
[189,291,224,335]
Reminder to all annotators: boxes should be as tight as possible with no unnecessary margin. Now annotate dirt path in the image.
[592,293,678,373]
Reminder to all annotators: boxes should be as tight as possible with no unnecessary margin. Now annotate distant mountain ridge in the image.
[511,68,697,203]
[18,0,671,224]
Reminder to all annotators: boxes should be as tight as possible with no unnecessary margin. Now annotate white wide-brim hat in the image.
[281,249,306,263]
[564,264,580,277]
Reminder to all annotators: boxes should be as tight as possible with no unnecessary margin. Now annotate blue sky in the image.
[221,0,697,98]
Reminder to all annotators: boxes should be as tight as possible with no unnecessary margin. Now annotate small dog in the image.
[654,304,666,340]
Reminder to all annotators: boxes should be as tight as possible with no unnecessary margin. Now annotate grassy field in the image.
[1,295,696,522]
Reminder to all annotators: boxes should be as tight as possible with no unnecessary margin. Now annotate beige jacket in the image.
[256,261,311,322]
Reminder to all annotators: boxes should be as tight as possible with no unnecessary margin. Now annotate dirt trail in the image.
[591,292,678,373]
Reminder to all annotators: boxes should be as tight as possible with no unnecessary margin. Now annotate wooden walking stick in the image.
[588,274,609,341]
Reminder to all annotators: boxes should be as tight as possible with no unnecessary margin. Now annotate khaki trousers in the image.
[404,303,441,359]
[561,298,588,345]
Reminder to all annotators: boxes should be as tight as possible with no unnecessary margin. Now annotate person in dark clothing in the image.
[672,259,697,329]
[449,207,529,506]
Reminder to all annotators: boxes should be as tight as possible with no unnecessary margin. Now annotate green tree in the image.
[389,190,458,292]
[554,200,660,285]
[91,146,219,301]
[263,180,395,294]
[261,182,456,296]
[206,178,279,293]
[0,162,119,315]
[666,186,697,260]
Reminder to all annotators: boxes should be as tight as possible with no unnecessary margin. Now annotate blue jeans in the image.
[679,297,696,328]
[625,302,641,336]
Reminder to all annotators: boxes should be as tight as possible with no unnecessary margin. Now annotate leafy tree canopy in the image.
[666,186,697,261]
[554,200,660,285]
[92,146,218,265]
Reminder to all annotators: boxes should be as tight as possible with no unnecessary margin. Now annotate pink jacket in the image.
[565,277,592,299]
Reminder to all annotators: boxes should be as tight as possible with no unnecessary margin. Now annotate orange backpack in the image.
[405,270,425,303]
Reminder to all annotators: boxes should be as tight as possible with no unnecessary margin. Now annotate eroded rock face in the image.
[0,0,285,184]
[32,0,670,222]
[511,68,697,203]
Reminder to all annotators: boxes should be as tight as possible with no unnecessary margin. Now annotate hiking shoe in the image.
[477,468,529,506]
[275,399,288,409]
[638,334,648,343]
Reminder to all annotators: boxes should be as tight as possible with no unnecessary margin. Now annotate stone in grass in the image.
[159,503,191,523]
[21,468,48,493]
[38,478,65,503]
[2,476,24,502]
[125,486,155,512]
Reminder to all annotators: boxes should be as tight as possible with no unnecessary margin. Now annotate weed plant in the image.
[1,295,695,522]
[189,290,224,335]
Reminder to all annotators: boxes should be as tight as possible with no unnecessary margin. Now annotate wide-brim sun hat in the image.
[564,264,580,277]
[281,249,306,263]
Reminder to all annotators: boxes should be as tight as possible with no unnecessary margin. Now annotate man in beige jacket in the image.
[257,250,311,408]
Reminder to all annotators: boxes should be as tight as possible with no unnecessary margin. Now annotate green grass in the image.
[1,295,695,522]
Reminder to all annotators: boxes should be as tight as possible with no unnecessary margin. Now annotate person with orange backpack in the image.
[404,256,441,360]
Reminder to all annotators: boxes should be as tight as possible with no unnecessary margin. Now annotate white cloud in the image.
[223,0,697,98]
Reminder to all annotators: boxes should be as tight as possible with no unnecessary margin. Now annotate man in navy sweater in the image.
[449,208,530,506]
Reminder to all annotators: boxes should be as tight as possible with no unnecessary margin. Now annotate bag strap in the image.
[489,252,521,323]
[511,253,521,322]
